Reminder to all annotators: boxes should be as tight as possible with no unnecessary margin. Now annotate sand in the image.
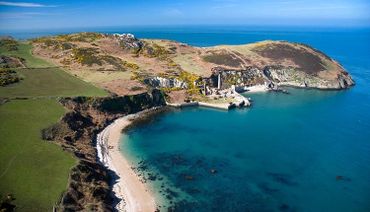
[97,112,157,212]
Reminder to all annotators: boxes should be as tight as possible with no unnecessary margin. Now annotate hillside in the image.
[0,37,107,211]
[31,32,354,103]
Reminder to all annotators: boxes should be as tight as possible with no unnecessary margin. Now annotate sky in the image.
[0,0,370,30]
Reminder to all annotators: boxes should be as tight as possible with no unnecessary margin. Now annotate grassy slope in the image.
[0,67,108,98]
[1,43,51,68]
[0,42,108,211]
[0,43,108,98]
[0,99,76,211]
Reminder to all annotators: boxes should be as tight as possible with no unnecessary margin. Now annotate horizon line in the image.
[1,23,370,32]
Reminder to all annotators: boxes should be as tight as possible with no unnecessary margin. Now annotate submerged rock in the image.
[336,175,351,182]
[266,172,298,186]
[184,175,195,181]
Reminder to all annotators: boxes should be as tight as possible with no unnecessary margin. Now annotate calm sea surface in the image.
[8,26,370,211]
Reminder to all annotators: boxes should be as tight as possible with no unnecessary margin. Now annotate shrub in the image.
[130,70,150,82]
[71,47,101,66]
[130,86,144,91]
[0,55,25,68]
[59,32,104,42]
[123,61,139,70]
[168,60,179,67]
[99,55,123,69]
[0,68,21,86]
[177,71,201,96]
[178,71,199,88]
[0,194,16,211]
[0,39,18,51]
[33,32,104,44]
[140,43,170,60]
[71,48,130,71]
[33,37,76,50]
[60,42,76,50]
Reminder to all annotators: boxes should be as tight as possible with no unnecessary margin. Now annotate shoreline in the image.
[97,110,157,212]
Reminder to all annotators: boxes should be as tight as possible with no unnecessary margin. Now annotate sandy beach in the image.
[97,112,157,212]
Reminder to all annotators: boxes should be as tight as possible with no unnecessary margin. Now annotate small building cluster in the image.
[196,66,267,96]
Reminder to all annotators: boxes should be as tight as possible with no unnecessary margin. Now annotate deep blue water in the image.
[7,26,370,211]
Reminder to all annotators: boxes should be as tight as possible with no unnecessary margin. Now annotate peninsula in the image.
[31,32,354,108]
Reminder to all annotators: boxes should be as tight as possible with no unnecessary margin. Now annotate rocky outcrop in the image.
[113,33,143,53]
[200,65,354,91]
[42,89,165,211]
[143,76,188,89]
[263,66,354,89]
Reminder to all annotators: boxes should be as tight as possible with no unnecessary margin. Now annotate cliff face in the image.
[143,76,188,89]
[42,89,165,211]
[264,66,354,89]
[200,64,354,91]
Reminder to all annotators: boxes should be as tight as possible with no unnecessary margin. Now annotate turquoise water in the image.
[118,27,370,211]
[121,90,370,211]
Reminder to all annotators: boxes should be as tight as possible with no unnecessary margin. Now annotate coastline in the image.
[97,110,157,212]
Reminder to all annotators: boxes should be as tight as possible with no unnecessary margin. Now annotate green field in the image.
[0,41,107,211]
[1,43,53,68]
[0,42,108,98]
[0,67,107,98]
[0,99,76,211]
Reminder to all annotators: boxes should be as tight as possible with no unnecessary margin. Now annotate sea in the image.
[6,26,370,211]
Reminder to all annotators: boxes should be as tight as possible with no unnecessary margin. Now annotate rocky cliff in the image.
[263,65,354,89]
[144,76,188,89]
[199,64,354,92]
[42,89,165,211]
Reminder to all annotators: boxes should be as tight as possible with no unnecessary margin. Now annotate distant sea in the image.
[7,26,370,211]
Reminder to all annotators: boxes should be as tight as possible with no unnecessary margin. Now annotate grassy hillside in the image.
[0,99,76,211]
[0,42,108,98]
[0,40,108,211]
[1,43,51,68]
[0,67,108,98]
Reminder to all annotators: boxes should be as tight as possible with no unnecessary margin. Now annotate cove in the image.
[120,88,370,211]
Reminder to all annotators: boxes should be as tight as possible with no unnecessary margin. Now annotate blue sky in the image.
[0,0,370,30]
